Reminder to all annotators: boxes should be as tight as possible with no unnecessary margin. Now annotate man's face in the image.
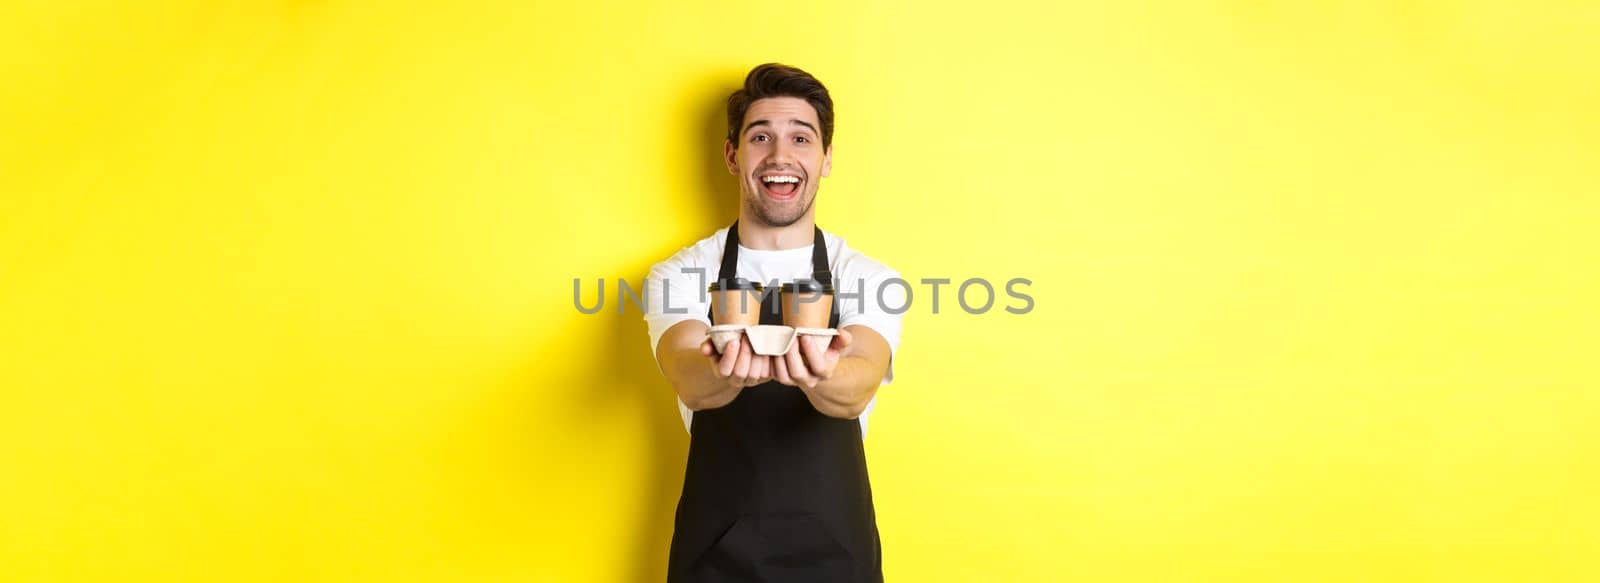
[725,96,832,228]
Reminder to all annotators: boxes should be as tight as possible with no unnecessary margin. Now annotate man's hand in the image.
[770,326,889,419]
[773,328,852,390]
[702,336,773,389]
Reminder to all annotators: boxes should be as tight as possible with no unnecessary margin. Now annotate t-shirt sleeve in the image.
[835,255,905,385]
[644,253,712,366]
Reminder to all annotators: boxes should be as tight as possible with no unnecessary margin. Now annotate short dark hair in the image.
[726,63,834,149]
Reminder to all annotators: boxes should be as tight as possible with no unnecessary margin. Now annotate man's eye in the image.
[795,136,808,143]
[751,134,769,143]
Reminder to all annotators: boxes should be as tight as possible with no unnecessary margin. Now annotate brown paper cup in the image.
[708,278,764,326]
[780,280,834,329]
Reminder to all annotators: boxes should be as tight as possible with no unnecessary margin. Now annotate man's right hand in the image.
[701,336,772,388]
[657,320,768,411]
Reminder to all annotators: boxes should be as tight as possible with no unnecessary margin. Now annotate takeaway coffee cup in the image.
[779,279,834,329]
[707,278,764,326]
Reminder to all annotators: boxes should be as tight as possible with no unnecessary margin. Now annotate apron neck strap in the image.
[715,221,832,286]
[717,220,742,283]
[809,225,832,287]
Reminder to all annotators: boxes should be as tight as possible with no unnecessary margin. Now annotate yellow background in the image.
[3,1,1597,581]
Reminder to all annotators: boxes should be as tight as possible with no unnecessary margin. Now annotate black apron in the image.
[666,222,883,582]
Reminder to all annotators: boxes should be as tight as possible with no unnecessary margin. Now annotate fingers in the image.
[701,338,715,357]
[831,328,852,352]
[800,335,832,380]
[785,340,816,388]
[717,336,741,377]
[749,355,771,384]
[733,338,752,380]
[738,341,778,387]
[773,352,795,386]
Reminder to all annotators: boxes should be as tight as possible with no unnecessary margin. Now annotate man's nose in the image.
[770,140,796,164]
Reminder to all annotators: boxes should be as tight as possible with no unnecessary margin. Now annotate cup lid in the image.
[779,279,835,294]
[707,277,764,292]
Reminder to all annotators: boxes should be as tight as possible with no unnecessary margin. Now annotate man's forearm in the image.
[800,354,883,419]
[662,345,742,411]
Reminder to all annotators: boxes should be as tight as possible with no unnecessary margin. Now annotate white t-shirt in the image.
[645,226,904,438]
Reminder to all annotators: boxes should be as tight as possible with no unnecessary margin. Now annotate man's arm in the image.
[656,320,773,411]
[774,325,892,419]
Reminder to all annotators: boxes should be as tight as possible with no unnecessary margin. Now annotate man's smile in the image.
[758,172,803,200]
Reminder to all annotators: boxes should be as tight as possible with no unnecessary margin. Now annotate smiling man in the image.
[645,63,904,582]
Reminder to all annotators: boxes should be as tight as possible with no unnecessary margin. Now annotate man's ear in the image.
[724,140,739,175]
[821,144,833,178]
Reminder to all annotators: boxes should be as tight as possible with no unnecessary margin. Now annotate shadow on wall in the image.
[596,75,742,582]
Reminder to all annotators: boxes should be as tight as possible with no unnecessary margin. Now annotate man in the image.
[644,63,904,582]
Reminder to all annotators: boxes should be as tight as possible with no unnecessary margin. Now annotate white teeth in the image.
[761,175,799,184]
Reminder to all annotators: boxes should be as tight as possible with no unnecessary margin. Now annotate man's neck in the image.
[736,210,816,250]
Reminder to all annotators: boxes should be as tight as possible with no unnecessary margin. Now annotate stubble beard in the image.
[744,186,816,228]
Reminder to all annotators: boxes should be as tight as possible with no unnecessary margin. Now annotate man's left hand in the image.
[773,328,853,390]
